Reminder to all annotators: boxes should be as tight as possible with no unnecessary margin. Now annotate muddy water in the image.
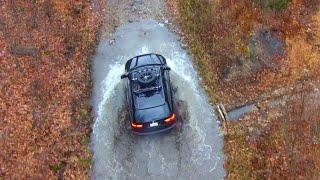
[92,20,225,180]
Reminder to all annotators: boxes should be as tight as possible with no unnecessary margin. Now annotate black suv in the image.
[121,54,176,135]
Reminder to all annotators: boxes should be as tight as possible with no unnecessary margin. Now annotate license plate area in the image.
[149,122,158,127]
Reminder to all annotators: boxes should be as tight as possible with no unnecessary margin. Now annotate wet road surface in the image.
[91,20,225,180]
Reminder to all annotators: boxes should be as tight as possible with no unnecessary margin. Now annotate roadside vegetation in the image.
[166,0,320,178]
[0,0,104,178]
[225,85,320,179]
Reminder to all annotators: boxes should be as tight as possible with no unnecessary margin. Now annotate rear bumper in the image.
[132,122,176,136]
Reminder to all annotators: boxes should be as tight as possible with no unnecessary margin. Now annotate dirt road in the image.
[91,1,226,179]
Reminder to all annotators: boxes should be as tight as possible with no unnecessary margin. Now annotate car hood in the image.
[134,103,171,123]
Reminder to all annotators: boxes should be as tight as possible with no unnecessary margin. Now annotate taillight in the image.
[164,113,176,123]
[131,122,143,128]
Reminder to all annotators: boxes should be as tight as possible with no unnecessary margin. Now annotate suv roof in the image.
[130,66,165,110]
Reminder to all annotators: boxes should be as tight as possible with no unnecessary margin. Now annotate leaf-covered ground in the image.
[224,88,320,179]
[0,0,104,178]
[166,0,320,179]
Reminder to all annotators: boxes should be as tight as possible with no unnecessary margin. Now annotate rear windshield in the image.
[134,91,165,109]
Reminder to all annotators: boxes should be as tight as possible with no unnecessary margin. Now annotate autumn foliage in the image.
[167,0,320,179]
[0,0,103,178]
[169,0,320,107]
[224,85,320,179]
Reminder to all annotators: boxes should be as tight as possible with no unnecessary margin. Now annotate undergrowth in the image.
[254,0,291,9]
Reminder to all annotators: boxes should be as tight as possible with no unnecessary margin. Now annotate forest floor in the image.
[0,1,104,178]
[166,0,320,179]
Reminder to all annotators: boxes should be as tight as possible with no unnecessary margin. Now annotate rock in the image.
[131,6,137,12]
[29,17,37,29]
[221,66,230,79]
[181,43,187,49]
[301,68,310,79]
[248,28,285,72]
[92,0,99,12]
[0,50,6,57]
[10,46,38,57]
[248,127,264,143]
[109,39,115,46]
[133,0,143,5]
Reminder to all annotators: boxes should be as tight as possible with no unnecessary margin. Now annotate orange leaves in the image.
[224,92,320,179]
[0,0,104,179]
[172,0,320,179]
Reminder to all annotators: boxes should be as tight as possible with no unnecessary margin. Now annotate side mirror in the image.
[121,74,128,79]
[163,66,171,71]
